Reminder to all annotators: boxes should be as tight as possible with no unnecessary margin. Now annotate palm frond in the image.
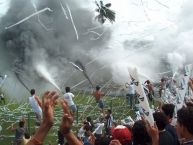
[103,8,115,23]
[105,3,111,7]
[100,1,104,7]
[95,0,116,24]
[95,8,100,12]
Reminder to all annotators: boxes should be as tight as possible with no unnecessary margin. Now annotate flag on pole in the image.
[129,68,154,126]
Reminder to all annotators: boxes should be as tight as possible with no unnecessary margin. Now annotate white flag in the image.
[129,68,154,126]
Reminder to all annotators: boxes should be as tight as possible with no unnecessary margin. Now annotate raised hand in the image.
[145,121,159,145]
[109,140,122,145]
[59,99,73,135]
[42,91,59,127]
[26,91,59,145]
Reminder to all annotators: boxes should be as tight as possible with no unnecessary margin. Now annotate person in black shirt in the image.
[162,104,179,145]
[153,112,174,145]
[176,107,193,145]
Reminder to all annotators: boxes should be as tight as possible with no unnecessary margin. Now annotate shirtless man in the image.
[92,86,105,114]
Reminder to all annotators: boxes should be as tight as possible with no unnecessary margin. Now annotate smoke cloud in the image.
[0,0,193,100]
[0,0,112,98]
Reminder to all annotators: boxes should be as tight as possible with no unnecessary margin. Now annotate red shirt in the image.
[92,91,103,102]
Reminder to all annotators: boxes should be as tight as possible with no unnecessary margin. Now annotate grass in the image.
[0,92,156,144]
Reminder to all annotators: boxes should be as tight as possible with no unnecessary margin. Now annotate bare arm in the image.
[35,96,42,108]
[146,122,159,145]
[65,132,83,145]
[189,79,193,92]
[26,91,58,145]
[60,100,83,145]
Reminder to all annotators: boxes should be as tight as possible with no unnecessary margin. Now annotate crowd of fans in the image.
[1,77,193,145]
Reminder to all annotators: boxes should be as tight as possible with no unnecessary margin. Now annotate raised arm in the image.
[188,79,193,92]
[35,95,42,108]
[60,100,83,145]
[26,91,58,145]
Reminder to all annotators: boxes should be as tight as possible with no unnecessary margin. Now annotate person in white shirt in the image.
[29,89,42,125]
[63,87,77,116]
[93,116,104,139]
[126,82,135,109]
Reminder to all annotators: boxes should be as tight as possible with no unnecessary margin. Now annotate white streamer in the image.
[65,2,79,40]
[59,0,68,19]
[5,7,53,30]
[32,2,53,31]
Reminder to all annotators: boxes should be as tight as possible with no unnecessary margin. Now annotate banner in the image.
[176,64,192,110]
[129,68,154,126]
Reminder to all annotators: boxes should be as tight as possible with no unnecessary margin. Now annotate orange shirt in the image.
[92,91,103,102]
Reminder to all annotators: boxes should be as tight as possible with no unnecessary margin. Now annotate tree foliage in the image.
[95,0,116,24]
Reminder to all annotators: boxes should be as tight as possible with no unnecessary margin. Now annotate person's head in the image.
[107,109,112,115]
[30,89,35,95]
[146,80,150,84]
[95,136,111,145]
[19,121,25,128]
[112,121,118,128]
[161,78,165,82]
[83,122,91,131]
[65,87,70,93]
[86,116,92,122]
[96,85,100,91]
[132,120,151,145]
[185,102,193,107]
[24,132,30,139]
[112,125,132,145]
[161,104,175,120]
[153,112,167,131]
[176,107,193,138]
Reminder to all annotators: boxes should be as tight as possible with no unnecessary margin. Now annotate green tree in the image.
[95,0,116,24]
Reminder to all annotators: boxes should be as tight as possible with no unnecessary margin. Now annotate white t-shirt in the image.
[77,127,85,138]
[128,84,135,95]
[93,123,104,135]
[29,95,42,116]
[64,92,75,106]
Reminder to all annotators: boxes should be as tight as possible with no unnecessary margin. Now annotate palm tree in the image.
[95,0,116,24]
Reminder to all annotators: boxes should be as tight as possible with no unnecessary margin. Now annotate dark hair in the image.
[83,122,91,131]
[19,121,25,128]
[177,107,193,135]
[153,112,167,130]
[24,132,30,139]
[162,104,175,119]
[86,116,92,122]
[161,78,165,82]
[107,109,112,114]
[146,80,150,84]
[96,85,100,90]
[65,87,70,92]
[30,89,35,95]
[86,116,94,131]
[186,102,193,107]
[95,136,111,145]
[132,120,151,145]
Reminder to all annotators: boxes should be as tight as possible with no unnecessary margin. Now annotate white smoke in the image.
[1,0,193,100]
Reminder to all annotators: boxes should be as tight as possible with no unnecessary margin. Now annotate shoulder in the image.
[34,96,39,99]
[69,92,74,97]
